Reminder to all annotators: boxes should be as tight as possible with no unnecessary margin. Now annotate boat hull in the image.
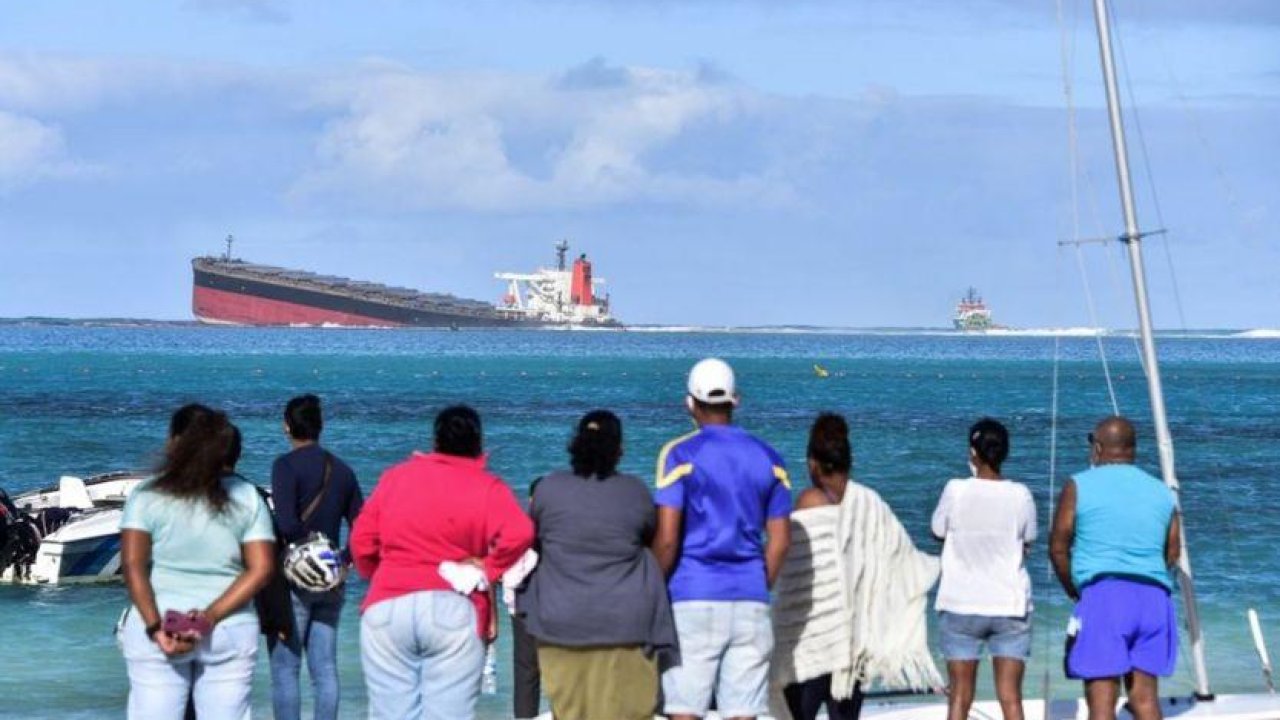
[194,265,558,328]
[1,472,144,585]
[194,284,407,327]
[30,511,125,584]
[1,509,126,585]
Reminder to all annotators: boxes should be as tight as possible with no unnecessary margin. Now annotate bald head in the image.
[1091,416,1136,463]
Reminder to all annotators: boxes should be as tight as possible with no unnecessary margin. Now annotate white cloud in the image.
[0,54,287,114]
[294,61,794,212]
[0,55,141,113]
[0,111,82,192]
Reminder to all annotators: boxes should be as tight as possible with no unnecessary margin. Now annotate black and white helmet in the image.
[283,532,346,592]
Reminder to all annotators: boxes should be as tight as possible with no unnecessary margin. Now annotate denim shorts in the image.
[938,611,1032,661]
[662,601,773,718]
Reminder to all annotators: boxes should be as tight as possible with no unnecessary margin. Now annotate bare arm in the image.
[794,487,829,511]
[202,540,275,626]
[1048,480,1078,601]
[121,529,161,630]
[764,516,791,589]
[652,506,683,577]
[1165,511,1182,570]
[350,481,384,579]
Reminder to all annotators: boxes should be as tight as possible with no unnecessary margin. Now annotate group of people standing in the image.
[119,396,364,720]
[116,357,1182,720]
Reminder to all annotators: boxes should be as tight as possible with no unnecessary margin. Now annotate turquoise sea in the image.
[1,326,1278,719]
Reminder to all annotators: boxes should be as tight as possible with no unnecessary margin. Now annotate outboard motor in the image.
[0,489,29,575]
[0,488,12,558]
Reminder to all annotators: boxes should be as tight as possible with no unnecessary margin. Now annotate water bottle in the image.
[481,644,498,695]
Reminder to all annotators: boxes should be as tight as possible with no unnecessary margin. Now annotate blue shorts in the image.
[938,611,1032,661]
[1066,577,1177,680]
[662,601,772,718]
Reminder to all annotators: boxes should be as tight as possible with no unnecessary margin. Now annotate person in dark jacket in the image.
[269,394,364,720]
[518,410,677,720]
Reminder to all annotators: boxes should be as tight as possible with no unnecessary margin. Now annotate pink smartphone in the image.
[162,610,211,637]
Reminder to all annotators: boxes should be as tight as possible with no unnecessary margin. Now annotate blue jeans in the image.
[269,587,344,720]
[662,601,773,718]
[121,610,258,720]
[361,590,484,720]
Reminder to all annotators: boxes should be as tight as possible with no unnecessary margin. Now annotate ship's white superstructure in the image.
[952,287,994,331]
[495,241,616,326]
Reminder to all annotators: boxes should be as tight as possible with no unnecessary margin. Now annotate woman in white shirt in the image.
[931,418,1036,720]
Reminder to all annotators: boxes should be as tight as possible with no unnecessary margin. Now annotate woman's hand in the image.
[152,628,196,657]
[185,610,215,640]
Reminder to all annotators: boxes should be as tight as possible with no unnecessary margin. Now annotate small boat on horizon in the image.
[952,287,995,332]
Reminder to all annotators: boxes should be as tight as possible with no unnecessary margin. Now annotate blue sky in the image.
[1,0,1276,327]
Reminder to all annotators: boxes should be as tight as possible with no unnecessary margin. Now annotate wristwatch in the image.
[145,620,162,641]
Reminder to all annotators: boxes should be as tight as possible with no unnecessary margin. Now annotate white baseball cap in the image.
[687,358,738,406]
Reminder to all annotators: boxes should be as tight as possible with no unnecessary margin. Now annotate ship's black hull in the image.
[193,267,546,327]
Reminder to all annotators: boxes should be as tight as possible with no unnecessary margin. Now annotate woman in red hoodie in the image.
[352,405,534,720]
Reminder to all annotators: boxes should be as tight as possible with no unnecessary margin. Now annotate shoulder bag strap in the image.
[299,452,333,526]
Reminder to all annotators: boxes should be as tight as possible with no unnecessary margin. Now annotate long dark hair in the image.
[807,412,852,475]
[568,410,623,480]
[969,417,1010,472]
[153,407,236,512]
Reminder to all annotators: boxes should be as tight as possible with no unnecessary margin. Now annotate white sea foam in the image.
[284,322,397,329]
[629,324,1118,337]
[1232,329,1280,339]
[626,325,731,333]
[983,326,1108,337]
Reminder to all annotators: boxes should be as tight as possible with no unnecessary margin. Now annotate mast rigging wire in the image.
[1106,0,1191,335]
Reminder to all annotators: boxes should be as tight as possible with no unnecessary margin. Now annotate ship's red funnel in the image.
[571,255,594,306]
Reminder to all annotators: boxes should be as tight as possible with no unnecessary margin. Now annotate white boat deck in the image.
[530,695,1280,720]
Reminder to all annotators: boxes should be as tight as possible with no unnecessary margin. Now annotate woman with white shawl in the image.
[770,413,942,720]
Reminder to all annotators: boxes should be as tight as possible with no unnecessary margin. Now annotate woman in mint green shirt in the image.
[120,406,276,720]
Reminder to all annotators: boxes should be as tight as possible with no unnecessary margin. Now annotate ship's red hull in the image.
[193,286,404,327]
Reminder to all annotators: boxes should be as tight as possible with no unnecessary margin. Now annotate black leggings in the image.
[512,612,542,719]
[783,675,864,720]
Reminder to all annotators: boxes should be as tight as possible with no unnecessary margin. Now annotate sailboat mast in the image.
[1090,0,1212,698]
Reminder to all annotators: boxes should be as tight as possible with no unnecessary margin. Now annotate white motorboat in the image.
[0,471,146,585]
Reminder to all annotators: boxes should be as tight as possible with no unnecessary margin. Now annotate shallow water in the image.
[1,326,1278,718]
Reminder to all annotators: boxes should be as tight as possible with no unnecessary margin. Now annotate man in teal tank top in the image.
[1049,416,1182,720]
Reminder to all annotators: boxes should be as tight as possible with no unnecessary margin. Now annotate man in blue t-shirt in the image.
[652,358,791,720]
[1050,416,1181,720]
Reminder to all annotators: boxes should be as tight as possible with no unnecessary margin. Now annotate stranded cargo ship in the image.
[192,238,618,328]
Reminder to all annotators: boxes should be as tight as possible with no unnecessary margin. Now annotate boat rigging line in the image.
[1053,0,1121,415]
[1106,0,1192,335]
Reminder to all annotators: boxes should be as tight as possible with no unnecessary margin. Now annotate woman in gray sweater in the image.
[517,410,676,720]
